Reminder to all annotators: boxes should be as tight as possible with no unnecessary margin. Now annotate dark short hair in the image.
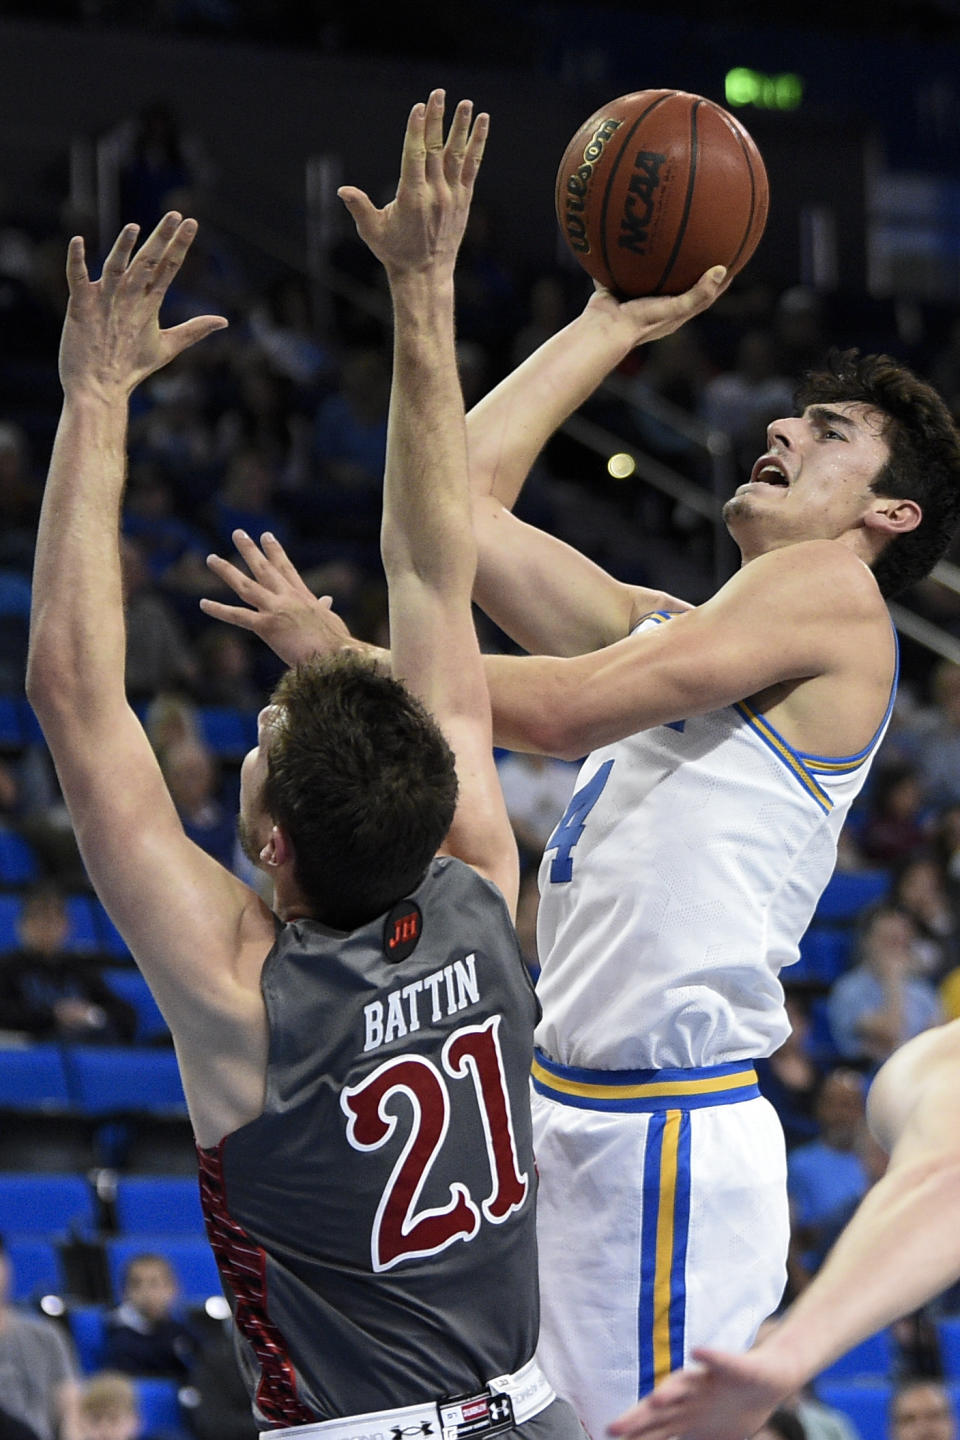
[795,349,960,597]
[264,653,458,929]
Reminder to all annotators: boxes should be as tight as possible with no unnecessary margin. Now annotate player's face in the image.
[893,1384,957,1440]
[723,401,891,547]
[237,704,282,867]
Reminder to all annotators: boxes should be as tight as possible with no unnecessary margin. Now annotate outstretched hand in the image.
[337,88,488,280]
[607,1346,795,1440]
[584,265,728,351]
[200,530,356,667]
[59,212,228,400]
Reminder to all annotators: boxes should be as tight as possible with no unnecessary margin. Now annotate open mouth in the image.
[750,460,789,488]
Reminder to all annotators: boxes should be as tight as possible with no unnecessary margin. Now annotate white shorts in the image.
[530,1054,789,1440]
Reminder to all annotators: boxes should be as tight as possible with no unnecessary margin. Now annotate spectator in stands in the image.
[0,883,135,1043]
[157,736,235,871]
[787,1068,871,1278]
[890,850,960,981]
[889,1379,957,1440]
[121,537,199,702]
[191,627,261,712]
[858,760,929,868]
[76,1373,141,1440]
[103,1254,198,1380]
[909,661,960,810]
[827,903,943,1066]
[0,1235,82,1440]
[179,1316,257,1440]
[757,992,823,1151]
[699,326,795,477]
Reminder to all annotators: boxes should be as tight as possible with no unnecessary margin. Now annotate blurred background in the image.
[3,6,960,1439]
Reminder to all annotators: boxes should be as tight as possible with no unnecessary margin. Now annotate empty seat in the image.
[938,1316,960,1377]
[814,868,890,923]
[816,1328,894,1381]
[67,1302,108,1373]
[0,1044,71,1110]
[114,1177,204,1236]
[5,1236,63,1301]
[103,970,170,1045]
[64,1047,187,1117]
[104,1236,221,1307]
[197,707,257,758]
[133,1377,187,1436]
[0,827,39,888]
[0,1172,96,1237]
[815,1380,892,1436]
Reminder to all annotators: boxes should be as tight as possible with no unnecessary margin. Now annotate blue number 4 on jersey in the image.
[544,759,614,884]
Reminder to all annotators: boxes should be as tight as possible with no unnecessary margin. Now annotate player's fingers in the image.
[163,314,229,356]
[396,99,428,193]
[460,110,489,191]
[100,223,140,287]
[198,597,264,631]
[337,186,379,232]
[205,551,269,603]
[259,532,314,593]
[65,235,89,291]
[422,88,446,178]
[129,211,183,285]
[443,97,473,179]
[153,216,201,290]
[229,529,286,590]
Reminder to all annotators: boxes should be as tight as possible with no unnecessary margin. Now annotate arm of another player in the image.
[607,1022,960,1440]
[26,217,274,1043]
[481,537,887,757]
[338,90,519,915]
[466,274,725,657]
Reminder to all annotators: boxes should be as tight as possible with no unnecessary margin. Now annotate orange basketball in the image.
[555,89,769,298]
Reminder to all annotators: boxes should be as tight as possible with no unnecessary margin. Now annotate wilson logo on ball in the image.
[561,116,622,255]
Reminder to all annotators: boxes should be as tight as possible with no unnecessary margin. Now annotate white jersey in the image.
[535,610,897,1072]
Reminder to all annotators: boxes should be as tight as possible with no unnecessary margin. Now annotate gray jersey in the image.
[198,858,544,1424]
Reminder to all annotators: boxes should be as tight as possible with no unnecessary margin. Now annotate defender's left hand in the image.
[59,212,228,400]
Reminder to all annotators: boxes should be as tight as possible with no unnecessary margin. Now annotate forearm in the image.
[381,270,475,593]
[466,305,637,510]
[27,391,129,717]
[755,1156,960,1388]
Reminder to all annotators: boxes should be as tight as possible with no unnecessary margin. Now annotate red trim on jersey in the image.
[197,1142,316,1425]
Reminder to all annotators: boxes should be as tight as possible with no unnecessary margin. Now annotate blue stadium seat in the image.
[63,1046,187,1117]
[0,1044,71,1110]
[114,1177,204,1235]
[197,706,257,758]
[0,893,21,950]
[0,827,39,887]
[817,1328,894,1381]
[103,970,170,1044]
[5,1237,63,1301]
[104,1235,222,1306]
[133,1377,188,1436]
[814,868,890,922]
[0,1172,96,1236]
[67,1303,108,1373]
[815,1379,892,1436]
[791,926,854,985]
[64,894,102,953]
[938,1316,960,1377]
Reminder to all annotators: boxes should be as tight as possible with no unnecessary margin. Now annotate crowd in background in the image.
[4,88,960,1440]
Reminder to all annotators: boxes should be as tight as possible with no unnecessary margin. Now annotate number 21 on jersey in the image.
[544,758,613,884]
[341,1014,529,1272]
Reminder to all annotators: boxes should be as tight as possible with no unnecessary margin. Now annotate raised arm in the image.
[466,273,726,656]
[608,1022,960,1440]
[337,90,518,913]
[26,216,276,1139]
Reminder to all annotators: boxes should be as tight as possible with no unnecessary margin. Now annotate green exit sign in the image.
[725,67,804,110]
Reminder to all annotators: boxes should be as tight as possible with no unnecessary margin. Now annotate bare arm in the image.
[467,275,725,655]
[26,216,274,1141]
[337,91,518,913]
[608,1023,960,1440]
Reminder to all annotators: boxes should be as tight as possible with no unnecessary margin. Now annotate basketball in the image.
[555,89,769,298]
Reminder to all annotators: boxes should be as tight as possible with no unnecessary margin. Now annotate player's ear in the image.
[864,495,922,537]
[260,825,293,869]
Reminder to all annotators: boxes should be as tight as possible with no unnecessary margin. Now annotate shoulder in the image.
[736,541,886,614]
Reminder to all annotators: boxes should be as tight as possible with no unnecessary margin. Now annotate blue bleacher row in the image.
[0,694,258,760]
